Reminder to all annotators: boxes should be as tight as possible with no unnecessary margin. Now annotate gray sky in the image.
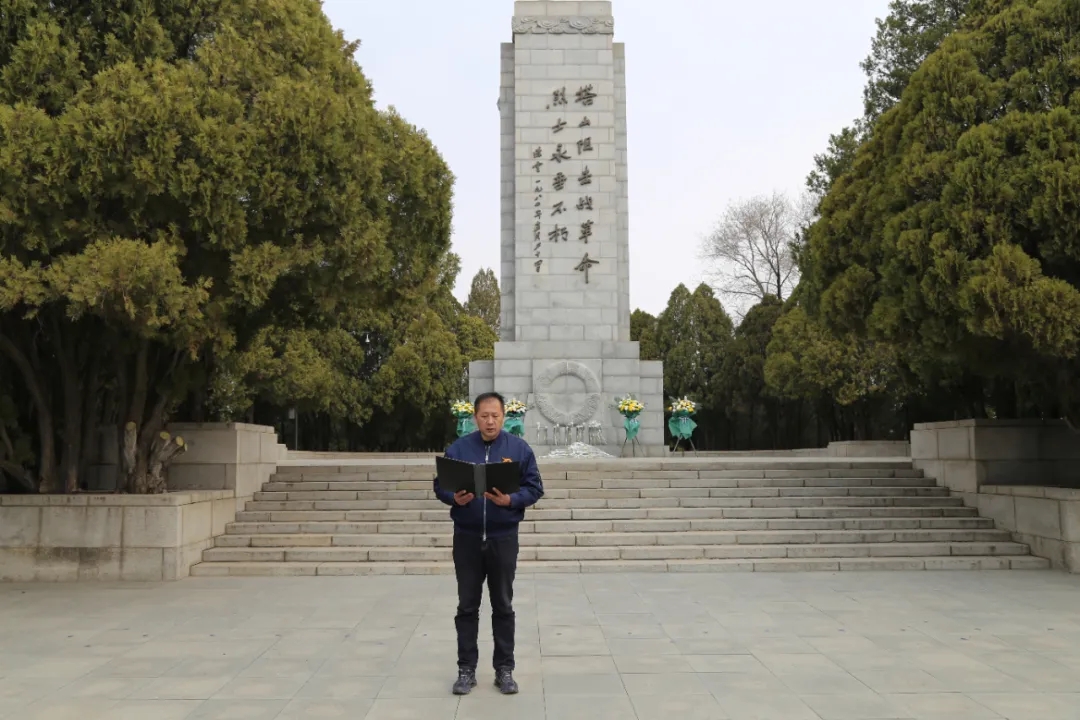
[321,0,891,317]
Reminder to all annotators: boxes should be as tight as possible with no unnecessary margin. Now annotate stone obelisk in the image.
[469,0,665,456]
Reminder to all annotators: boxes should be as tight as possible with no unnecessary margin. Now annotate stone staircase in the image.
[189,457,1049,576]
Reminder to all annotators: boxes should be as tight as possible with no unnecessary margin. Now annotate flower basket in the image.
[667,397,698,440]
[616,395,645,441]
[504,399,527,438]
[450,400,476,437]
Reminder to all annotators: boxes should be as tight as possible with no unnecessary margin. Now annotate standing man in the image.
[433,392,544,696]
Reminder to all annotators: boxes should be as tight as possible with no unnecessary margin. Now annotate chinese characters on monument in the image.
[534,84,603,279]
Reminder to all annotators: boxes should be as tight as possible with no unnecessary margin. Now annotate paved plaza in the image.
[2,571,1080,719]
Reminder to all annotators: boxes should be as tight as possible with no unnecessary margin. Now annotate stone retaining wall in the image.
[0,491,238,581]
[975,486,1080,572]
[2,423,287,582]
[911,419,1079,499]
[912,419,1080,573]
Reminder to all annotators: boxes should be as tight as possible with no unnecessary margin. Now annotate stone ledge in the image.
[913,419,1071,430]
[972,485,1079,572]
[167,422,278,433]
[980,486,1080,501]
[0,491,233,507]
[0,491,245,582]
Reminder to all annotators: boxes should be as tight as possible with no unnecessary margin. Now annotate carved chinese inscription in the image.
[574,253,599,283]
[580,220,594,243]
[548,225,569,243]
[577,196,593,211]
[550,144,570,163]
[577,137,593,155]
[575,85,597,106]
[579,167,592,186]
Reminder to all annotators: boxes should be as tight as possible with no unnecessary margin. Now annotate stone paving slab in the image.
[1,571,1079,719]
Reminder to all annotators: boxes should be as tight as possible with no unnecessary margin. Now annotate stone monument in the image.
[469,1,665,456]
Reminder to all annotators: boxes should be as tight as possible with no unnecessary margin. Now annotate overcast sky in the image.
[321,0,891,317]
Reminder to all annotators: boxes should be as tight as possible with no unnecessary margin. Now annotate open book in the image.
[435,455,522,496]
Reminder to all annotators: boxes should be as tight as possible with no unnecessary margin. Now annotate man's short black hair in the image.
[474,392,505,412]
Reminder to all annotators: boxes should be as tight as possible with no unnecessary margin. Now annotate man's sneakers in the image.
[452,667,477,695]
[452,667,518,695]
[494,667,519,695]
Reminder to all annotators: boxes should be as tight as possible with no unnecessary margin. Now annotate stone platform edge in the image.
[0,489,242,582]
[975,485,1080,572]
[2,422,289,582]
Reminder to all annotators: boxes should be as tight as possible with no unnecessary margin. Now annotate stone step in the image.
[232,500,974,523]
[225,506,980,528]
[223,515,993,537]
[261,477,938,492]
[270,467,924,482]
[201,540,1032,564]
[193,552,1049,577]
[190,554,1049,576]
[215,527,1011,549]
[250,486,949,503]
[198,539,1041,569]
[537,496,966,509]
[240,494,963,514]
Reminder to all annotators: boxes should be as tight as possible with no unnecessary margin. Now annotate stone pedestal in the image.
[471,1,665,456]
[470,341,665,456]
[911,419,1080,501]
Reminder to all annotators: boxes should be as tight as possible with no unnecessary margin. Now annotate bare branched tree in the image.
[701,191,814,316]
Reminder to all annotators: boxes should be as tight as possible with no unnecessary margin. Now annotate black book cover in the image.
[436,455,522,496]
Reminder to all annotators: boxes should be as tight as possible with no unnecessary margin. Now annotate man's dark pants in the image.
[453,531,519,672]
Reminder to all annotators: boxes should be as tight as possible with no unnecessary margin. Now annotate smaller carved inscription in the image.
[575,85,597,106]
[550,144,570,163]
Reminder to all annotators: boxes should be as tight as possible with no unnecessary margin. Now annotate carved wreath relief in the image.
[534,360,602,426]
[511,17,615,35]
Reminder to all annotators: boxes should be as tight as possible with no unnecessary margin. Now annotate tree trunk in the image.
[79,372,102,490]
[0,331,58,492]
[120,421,138,493]
[0,424,34,491]
[140,432,186,494]
[56,332,83,494]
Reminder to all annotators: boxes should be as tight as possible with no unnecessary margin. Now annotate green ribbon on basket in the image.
[455,417,477,437]
[504,415,525,438]
[623,416,640,441]
[667,413,697,440]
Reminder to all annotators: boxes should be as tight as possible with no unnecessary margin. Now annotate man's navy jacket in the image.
[433,430,544,538]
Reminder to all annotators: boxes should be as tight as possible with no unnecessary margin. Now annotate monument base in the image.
[469,341,666,458]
